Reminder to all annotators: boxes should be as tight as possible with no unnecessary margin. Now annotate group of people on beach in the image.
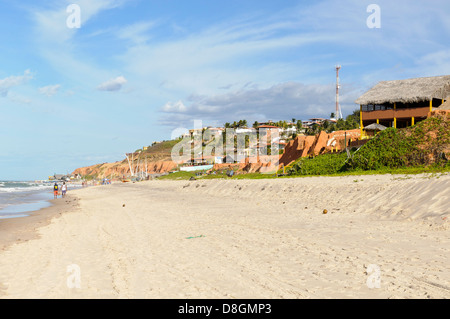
[53,182,67,199]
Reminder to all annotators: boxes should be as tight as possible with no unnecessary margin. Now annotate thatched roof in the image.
[437,99,450,110]
[355,75,450,105]
[364,123,387,131]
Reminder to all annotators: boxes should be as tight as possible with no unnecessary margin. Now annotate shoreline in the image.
[0,192,80,252]
[0,175,448,298]
[0,180,83,217]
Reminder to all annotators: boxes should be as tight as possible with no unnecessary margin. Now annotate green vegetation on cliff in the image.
[131,139,182,162]
[347,116,449,170]
[287,116,450,176]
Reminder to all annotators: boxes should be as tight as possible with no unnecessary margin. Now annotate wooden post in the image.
[376,119,379,124]
[360,105,363,139]
[430,99,433,112]
[125,153,134,176]
[344,132,347,152]
[393,103,397,128]
[412,117,415,126]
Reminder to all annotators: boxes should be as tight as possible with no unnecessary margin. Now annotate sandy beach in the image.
[0,174,448,299]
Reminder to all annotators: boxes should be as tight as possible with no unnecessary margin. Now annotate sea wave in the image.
[0,181,53,193]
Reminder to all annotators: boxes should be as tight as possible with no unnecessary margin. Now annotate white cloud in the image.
[0,70,33,97]
[117,21,156,44]
[30,1,128,91]
[8,93,32,104]
[97,76,127,92]
[162,100,187,113]
[118,11,335,96]
[32,0,128,44]
[413,50,450,76]
[39,84,61,97]
[159,82,361,128]
[25,0,450,133]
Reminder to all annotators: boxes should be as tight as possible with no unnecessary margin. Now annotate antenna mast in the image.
[335,65,342,120]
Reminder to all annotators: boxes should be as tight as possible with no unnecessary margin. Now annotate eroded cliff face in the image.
[72,160,178,179]
[72,156,177,179]
[72,139,183,179]
[211,129,362,174]
[279,129,361,168]
[72,129,362,178]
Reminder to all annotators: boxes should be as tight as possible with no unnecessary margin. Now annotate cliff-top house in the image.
[355,75,450,135]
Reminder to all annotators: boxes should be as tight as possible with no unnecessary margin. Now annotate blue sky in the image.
[0,0,449,180]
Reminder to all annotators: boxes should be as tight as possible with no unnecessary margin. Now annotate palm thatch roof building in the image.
[364,123,387,137]
[438,99,450,110]
[364,123,387,131]
[356,75,450,132]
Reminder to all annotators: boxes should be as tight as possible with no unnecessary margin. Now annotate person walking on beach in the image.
[61,182,67,198]
[53,183,59,199]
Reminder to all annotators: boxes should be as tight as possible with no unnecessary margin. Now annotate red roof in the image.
[192,156,216,160]
[257,125,280,129]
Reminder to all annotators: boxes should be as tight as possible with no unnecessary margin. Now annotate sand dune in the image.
[0,174,448,298]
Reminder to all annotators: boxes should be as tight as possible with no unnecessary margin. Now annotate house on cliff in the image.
[355,75,450,134]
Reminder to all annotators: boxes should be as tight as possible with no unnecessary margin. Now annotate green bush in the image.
[288,153,348,175]
[288,116,449,176]
[347,117,449,170]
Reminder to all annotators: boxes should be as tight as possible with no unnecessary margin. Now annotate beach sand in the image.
[0,174,448,298]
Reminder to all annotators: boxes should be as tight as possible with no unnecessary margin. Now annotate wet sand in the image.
[0,196,78,252]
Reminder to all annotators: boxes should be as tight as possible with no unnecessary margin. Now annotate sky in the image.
[0,0,449,180]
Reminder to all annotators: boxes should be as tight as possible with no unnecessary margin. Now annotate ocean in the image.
[0,181,62,220]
